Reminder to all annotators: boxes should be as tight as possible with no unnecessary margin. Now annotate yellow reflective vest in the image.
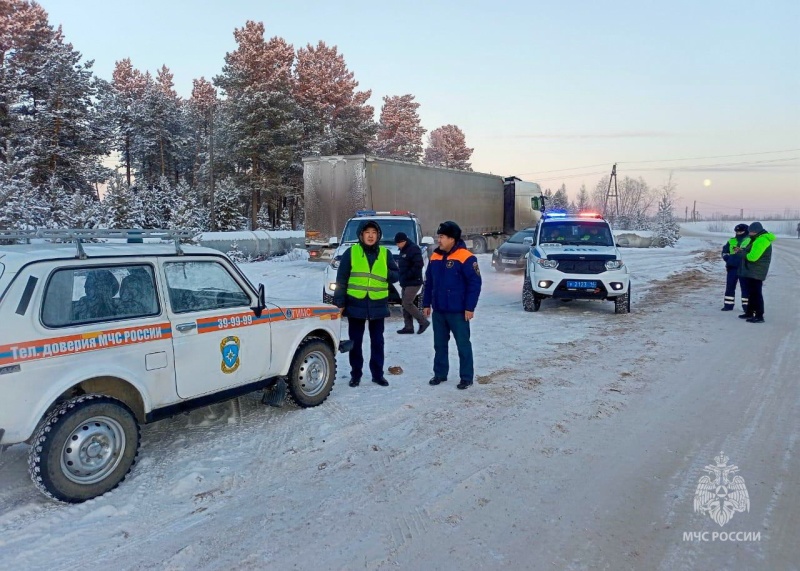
[347,244,389,300]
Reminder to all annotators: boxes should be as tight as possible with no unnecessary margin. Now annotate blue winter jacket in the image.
[422,241,482,313]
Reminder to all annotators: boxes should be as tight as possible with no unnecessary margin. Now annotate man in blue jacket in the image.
[720,224,750,311]
[423,221,482,390]
[333,220,400,387]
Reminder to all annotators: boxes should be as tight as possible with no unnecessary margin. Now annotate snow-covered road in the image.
[0,232,797,570]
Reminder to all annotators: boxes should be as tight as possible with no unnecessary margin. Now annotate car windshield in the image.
[540,222,613,246]
[506,230,536,244]
[341,219,417,245]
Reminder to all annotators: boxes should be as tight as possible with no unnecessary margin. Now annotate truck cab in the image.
[322,211,434,306]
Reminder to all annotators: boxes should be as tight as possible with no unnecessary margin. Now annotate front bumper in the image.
[531,268,629,299]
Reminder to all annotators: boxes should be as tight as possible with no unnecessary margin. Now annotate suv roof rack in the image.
[0,228,196,259]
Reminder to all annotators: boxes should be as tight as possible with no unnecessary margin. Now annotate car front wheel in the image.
[28,395,140,503]
[286,338,336,407]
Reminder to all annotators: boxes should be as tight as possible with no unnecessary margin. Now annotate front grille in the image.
[556,260,606,274]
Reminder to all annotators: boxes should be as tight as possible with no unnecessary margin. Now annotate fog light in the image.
[610,282,623,290]
[537,280,552,288]
[329,283,337,290]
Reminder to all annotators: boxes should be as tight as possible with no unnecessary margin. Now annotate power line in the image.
[516,148,800,177]
[627,156,799,172]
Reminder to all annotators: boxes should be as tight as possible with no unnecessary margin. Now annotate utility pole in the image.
[685,206,688,222]
[740,208,743,220]
[692,200,697,222]
[603,164,620,222]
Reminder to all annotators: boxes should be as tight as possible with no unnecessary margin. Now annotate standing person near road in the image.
[796,221,800,238]
[394,232,431,335]
[333,220,399,387]
[736,221,775,323]
[423,221,482,390]
[720,224,750,311]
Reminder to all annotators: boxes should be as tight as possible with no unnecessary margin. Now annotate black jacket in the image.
[333,242,399,320]
[397,241,424,287]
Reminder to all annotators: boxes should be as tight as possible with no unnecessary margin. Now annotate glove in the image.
[722,254,730,261]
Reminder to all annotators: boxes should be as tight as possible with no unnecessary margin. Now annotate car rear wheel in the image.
[28,395,140,503]
[287,338,336,407]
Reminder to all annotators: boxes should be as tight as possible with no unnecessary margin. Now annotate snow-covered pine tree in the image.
[103,175,143,229]
[226,240,248,264]
[293,41,376,156]
[214,21,302,230]
[653,193,680,247]
[213,178,246,231]
[373,94,425,162]
[423,125,473,170]
[550,184,569,210]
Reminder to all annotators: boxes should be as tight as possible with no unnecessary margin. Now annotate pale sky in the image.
[40,0,800,217]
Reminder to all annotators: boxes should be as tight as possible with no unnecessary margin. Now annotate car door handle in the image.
[176,322,197,332]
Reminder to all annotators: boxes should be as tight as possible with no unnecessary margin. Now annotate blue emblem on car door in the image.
[220,335,240,373]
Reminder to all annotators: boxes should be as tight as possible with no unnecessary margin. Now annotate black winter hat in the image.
[748,221,764,234]
[436,221,462,242]
[394,231,409,244]
[358,220,382,241]
[734,224,749,233]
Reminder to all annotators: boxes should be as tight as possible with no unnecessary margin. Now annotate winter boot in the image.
[396,327,414,334]
[456,381,472,390]
[417,320,431,334]
[429,377,446,385]
[372,377,389,386]
[349,377,361,387]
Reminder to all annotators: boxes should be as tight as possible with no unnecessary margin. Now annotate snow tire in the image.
[614,285,631,314]
[28,394,140,503]
[286,338,336,408]
[523,275,537,312]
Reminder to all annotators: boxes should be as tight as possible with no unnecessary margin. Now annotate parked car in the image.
[0,229,348,503]
[491,228,537,272]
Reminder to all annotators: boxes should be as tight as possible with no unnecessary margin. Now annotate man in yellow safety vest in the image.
[333,220,399,387]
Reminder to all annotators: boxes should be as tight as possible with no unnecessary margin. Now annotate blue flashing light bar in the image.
[356,210,377,217]
[544,210,568,218]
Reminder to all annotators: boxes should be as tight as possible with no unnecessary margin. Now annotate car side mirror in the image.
[523,237,534,246]
[253,283,266,317]
[421,236,434,245]
[328,236,339,247]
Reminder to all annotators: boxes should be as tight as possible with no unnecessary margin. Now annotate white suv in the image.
[522,213,631,313]
[0,229,347,503]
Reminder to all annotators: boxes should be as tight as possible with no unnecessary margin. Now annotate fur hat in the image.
[734,223,749,233]
[436,221,462,242]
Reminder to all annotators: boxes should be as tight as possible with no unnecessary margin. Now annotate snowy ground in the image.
[1,229,798,570]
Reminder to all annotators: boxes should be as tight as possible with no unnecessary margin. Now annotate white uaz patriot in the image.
[522,212,631,313]
[0,229,349,503]
[322,210,434,307]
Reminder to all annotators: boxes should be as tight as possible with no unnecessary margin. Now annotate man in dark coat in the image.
[737,221,775,323]
[394,231,430,335]
[333,220,399,386]
[422,221,482,390]
[720,223,750,311]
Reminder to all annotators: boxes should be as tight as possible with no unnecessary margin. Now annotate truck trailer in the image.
[303,155,544,260]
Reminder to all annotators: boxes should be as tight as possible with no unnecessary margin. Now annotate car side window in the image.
[164,261,251,314]
[42,265,159,328]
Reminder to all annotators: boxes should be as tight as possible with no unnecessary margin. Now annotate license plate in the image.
[566,280,597,289]
[502,258,517,264]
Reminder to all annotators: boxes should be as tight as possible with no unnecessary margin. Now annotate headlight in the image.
[605,260,624,270]
[330,256,341,269]
[493,249,499,255]
[536,258,558,269]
